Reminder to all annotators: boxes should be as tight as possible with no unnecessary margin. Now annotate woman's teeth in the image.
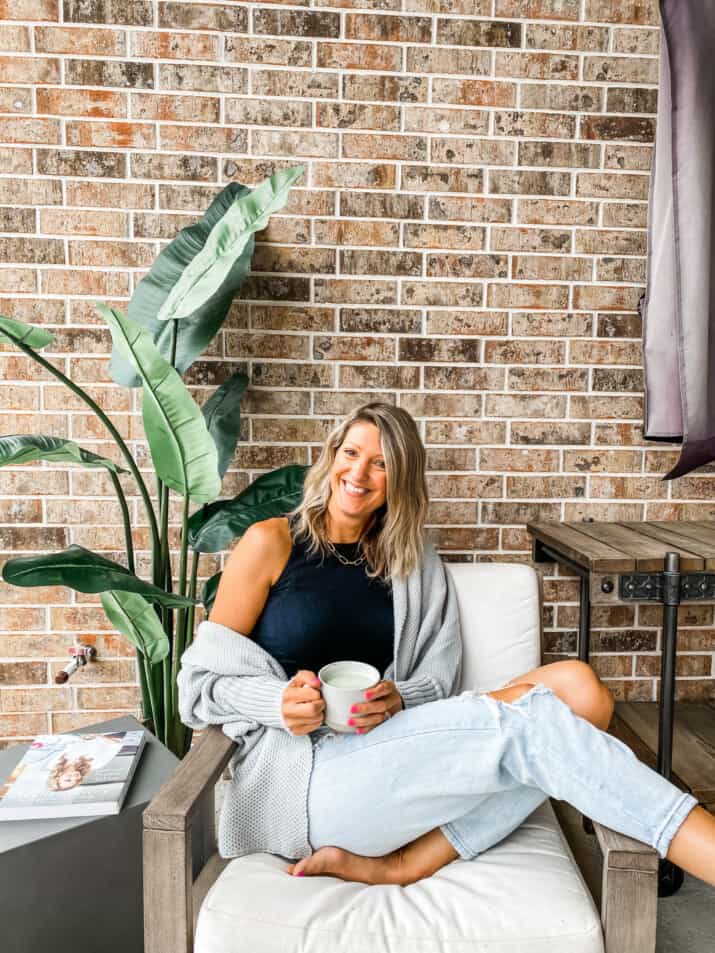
[342,479,368,497]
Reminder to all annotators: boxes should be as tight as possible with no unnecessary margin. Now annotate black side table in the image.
[0,715,180,953]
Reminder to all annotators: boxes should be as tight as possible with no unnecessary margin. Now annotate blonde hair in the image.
[287,402,428,581]
[47,755,93,791]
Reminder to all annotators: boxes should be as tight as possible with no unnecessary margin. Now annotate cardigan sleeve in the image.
[176,621,293,733]
[177,664,292,732]
[391,547,463,709]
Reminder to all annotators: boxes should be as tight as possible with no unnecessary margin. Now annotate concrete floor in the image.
[553,800,715,953]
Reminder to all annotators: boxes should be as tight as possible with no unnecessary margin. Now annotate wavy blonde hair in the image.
[287,402,428,581]
[47,755,93,791]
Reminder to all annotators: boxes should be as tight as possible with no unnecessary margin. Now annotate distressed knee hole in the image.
[487,682,537,706]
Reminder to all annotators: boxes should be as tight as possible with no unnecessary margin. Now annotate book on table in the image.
[0,730,146,820]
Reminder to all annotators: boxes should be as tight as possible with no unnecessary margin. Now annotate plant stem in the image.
[142,655,160,736]
[106,469,155,722]
[108,470,135,574]
[157,478,172,745]
[12,339,161,577]
[185,549,199,651]
[171,493,191,718]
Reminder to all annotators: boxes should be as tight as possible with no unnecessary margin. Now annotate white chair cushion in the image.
[195,800,603,953]
[446,563,542,694]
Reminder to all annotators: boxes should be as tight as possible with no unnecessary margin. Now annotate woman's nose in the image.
[349,459,370,481]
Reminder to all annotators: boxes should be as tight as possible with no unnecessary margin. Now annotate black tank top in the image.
[249,519,394,679]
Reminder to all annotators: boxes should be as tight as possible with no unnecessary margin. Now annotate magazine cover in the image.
[0,730,146,820]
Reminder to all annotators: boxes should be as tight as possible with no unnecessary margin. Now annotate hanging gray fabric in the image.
[642,0,715,479]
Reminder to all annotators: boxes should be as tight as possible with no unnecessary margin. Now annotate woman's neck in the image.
[325,511,371,544]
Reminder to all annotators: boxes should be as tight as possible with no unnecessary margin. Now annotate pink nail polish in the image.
[350,705,357,713]
[347,719,355,726]
[298,871,305,877]
[365,692,372,699]
[356,728,363,734]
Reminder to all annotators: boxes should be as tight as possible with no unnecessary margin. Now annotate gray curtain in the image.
[642,0,715,479]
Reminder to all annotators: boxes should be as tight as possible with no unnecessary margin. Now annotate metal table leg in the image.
[532,540,591,663]
[657,552,685,896]
[578,572,591,666]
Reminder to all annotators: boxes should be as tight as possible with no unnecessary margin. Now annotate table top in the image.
[0,715,179,853]
[526,520,715,573]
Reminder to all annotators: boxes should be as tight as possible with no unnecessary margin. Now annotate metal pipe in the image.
[658,551,680,779]
[533,541,591,663]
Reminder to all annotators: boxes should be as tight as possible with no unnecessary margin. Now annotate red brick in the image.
[35,25,124,53]
[316,42,402,72]
[37,88,127,118]
[0,116,60,144]
[0,23,29,50]
[432,79,516,107]
[40,208,128,236]
[130,30,218,60]
[66,120,155,149]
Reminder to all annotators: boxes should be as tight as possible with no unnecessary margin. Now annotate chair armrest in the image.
[144,725,236,832]
[143,726,236,953]
[593,820,658,953]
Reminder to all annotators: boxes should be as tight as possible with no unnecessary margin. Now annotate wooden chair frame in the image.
[144,724,659,953]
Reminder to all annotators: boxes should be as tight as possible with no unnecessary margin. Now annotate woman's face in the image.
[57,769,83,790]
[328,421,388,527]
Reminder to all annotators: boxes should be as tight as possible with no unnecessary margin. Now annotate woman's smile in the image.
[342,478,370,497]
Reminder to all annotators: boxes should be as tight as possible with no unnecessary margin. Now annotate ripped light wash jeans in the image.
[307,683,698,861]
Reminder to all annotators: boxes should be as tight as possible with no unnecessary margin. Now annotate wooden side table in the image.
[0,715,180,953]
[527,520,715,896]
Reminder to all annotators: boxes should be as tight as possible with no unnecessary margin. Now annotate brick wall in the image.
[0,0,712,744]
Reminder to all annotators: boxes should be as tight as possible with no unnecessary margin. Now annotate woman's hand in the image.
[282,670,326,736]
[348,679,404,734]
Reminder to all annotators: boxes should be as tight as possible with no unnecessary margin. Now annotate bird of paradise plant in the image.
[0,166,310,757]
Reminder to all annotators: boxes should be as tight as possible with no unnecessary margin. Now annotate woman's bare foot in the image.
[286,845,414,885]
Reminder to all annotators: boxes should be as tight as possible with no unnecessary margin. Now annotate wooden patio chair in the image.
[144,562,659,953]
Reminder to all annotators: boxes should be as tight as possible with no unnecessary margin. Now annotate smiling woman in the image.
[206,403,426,683]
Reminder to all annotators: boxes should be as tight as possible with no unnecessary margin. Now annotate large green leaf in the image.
[160,165,305,323]
[201,371,248,479]
[201,571,222,614]
[97,304,221,504]
[188,464,308,553]
[0,314,54,350]
[111,183,253,387]
[100,590,170,663]
[0,435,128,473]
[2,544,195,608]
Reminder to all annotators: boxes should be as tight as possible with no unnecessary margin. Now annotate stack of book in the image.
[0,730,146,820]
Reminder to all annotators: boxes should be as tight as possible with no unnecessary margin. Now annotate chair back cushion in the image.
[446,563,542,694]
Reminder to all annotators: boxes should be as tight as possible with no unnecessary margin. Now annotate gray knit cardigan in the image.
[177,538,462,861]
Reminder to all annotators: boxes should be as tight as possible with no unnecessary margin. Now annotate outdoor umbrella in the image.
[641,0,715,479]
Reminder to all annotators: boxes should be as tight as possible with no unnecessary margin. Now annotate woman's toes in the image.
[291,846,344,878]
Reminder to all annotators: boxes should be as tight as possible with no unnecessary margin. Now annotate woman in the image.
[179,402,715,887]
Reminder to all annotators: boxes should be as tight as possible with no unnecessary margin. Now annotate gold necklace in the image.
[325,539,366,567]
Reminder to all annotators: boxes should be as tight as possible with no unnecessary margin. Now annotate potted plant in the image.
[0,167,309,757]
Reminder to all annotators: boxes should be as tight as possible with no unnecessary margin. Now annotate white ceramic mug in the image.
[318,660,381,733]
